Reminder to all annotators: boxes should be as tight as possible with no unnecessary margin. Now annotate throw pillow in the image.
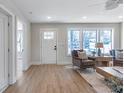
[77,51,88,60]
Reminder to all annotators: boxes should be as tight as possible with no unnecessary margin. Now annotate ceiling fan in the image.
[105,0,123,10]
[89,0,123,10]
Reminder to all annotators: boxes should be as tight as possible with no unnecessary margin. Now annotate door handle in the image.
[54,46,57,50]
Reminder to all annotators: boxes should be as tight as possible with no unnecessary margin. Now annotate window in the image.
[44,32,54,39]
[67,28,112,55]
[17,21,24,53]
[100,30,112,54]
[17,31,23,53]
[68,29,80,55]
[83,30,97,53]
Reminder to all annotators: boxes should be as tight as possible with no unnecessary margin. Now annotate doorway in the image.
[0,11,9,91]
[16,20,24,78]
[41,30,57,64]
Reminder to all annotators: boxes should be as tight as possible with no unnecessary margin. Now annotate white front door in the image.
[41,31,57,64]
[0,12,9,91]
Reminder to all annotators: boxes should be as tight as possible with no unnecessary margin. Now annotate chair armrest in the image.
[73,57,82,61]
[72,57,82,67]
[88,56,95,61]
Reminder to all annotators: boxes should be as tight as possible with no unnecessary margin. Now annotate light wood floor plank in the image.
[4,65,96,93]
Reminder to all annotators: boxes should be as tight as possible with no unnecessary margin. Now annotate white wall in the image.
[0,0,31,71]
[31,23,122,65]
[23,23,31,70]
[120,22,123,48]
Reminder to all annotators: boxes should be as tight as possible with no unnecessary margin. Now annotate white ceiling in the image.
[11,0,123,23]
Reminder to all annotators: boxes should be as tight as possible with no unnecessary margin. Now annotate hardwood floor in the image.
[4,65,95,93]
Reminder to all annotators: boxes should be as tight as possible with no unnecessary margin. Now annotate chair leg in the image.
[93,65,96,72]
[73,64,74,68]
[73,64,75,70]
[72,64,77,70]
[79,68,83,73]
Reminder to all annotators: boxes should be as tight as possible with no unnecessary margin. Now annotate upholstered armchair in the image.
[72,50,95,70]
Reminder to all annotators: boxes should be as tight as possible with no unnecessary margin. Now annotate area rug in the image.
[64,66,113,93]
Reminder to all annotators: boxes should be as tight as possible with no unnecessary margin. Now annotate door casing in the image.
[0,4,17,93]
[0,11,9,92]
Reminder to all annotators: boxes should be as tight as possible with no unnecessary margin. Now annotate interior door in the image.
[0,12,9,91]
[42,31,57,64]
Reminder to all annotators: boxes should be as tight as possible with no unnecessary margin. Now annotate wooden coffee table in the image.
[96,67,123,82]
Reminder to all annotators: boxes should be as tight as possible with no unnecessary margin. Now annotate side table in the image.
[113,59,123,67]
[88,56,113,67]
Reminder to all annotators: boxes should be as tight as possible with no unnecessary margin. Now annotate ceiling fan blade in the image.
[88,0,122,10]
[118,0,123,4]
[105,1,119,10]
[106,0,123,4]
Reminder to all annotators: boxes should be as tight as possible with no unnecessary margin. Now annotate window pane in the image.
[17,31,23,53]
[68,30,80,55]
[83,30,96,53]
[100,30,112,54]
[44,32,54,39]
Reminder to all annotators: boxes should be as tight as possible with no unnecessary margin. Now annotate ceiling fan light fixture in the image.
[118,0,123,4]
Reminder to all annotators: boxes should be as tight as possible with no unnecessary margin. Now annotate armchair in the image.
[72,50,95,70]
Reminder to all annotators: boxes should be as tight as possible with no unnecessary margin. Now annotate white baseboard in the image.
[23,63,31,71]
[9,77,16,85]
[30,61,41,65]
[0,85,9,93]
[30,61,72,65]
[57,61,72,65]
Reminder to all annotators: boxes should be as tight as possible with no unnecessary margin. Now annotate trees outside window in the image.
[100,30,112,54]
[83,31,97,53]
[68,30,80,55]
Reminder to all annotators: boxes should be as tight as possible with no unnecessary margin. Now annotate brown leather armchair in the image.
[72,50,95,69]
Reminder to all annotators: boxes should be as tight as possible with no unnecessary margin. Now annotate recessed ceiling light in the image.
[47,16,52,19]
[82,16,87,19]
[118,16,123,19]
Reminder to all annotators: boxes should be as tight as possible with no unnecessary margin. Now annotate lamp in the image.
[95,43,103,56]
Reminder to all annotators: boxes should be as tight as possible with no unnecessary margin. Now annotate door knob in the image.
[54,46,57,50]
